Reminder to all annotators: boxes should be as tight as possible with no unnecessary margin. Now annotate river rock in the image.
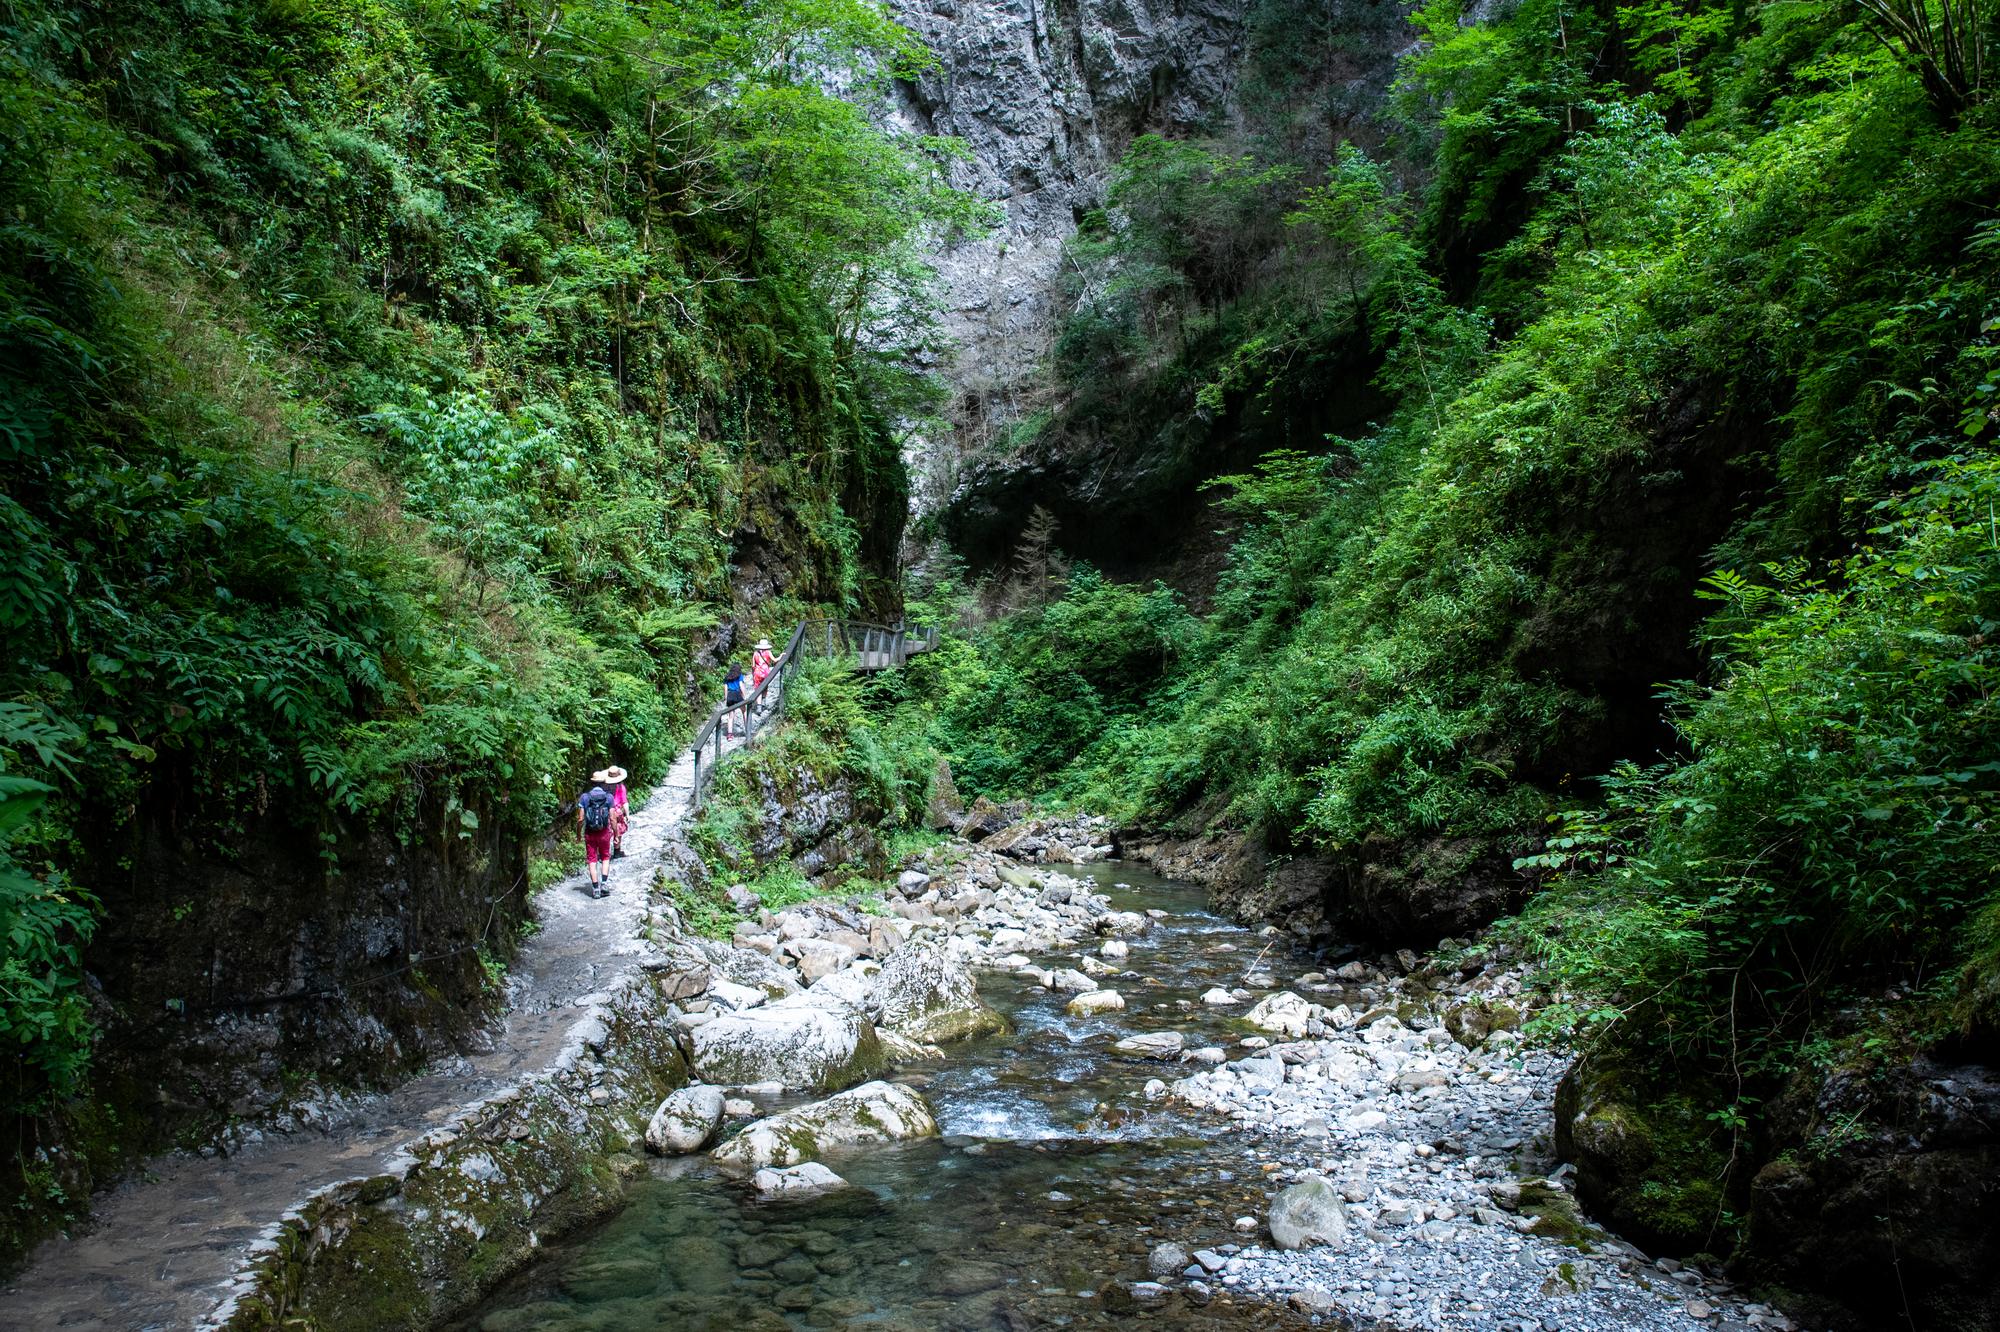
[1114,1031,1185,1057]
[1148,1243,1189,1279]
[1052,968,1097,992]
[808,961,879,1012]
[689,1003,884,1091]
[752,1161,850,1197]
[1067,990,1125,1015]
[645,1084,725,1155]
[872,940,1007,1043]
[1100,939,1129,960]
[713,1079,939,1170]
[1246,991,1312,1038]
[1268,1175,1351,1250]
[1200,988,1238,1005]
[790,938,857,982]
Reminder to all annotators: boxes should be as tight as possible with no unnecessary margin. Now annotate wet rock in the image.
[689,1003,885,1091]
[1113,1031,1185,1058]
[645,1085,725,1155]
[1148,1242,1189,1278]
[1100,939,1129,960]
[1200,988,1237,1005]
[1066,990,1125,1016]
[1245,992,1313,1038]
[1052,968,1097,992]
[928,1259,1007,1295]
[1268,1175,1352,1250]
[712,1080,939,1169]
[752,1161,850,1197]
[872,940,1007,1043]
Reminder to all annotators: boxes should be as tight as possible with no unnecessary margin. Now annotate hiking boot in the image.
[591,884,609,899]
[612,848,627,859]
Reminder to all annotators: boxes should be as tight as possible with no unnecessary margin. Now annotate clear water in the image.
[460,867,1330,1331]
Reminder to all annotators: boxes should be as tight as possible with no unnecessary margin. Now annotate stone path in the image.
[0,737,738,1331]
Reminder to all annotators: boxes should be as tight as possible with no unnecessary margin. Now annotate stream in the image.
[458,865,1319,1331]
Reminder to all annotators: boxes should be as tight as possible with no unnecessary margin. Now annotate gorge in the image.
[2,0,1998,1329]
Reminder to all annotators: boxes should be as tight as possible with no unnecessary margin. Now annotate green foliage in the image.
[922,0,2000,1230]
[0,0,970,1233]
[1521,454,2000,1079]
[0,707,96,1117]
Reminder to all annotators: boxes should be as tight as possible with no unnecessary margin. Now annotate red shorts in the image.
[584,827,613,864]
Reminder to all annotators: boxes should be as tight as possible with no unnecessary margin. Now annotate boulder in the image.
[645,1085,725,1155]
[923,758,963,832]
[808,961,879,1013]
[1052,968,1097,993]
[1268,1175,1351,1250]
[896,869,932,896]
[713,1080,940,1170]
[1067,990,1125,1016]
[960,796,1008,842]
[788,938,858,983]
[753,1161,850,1197]
[873,940,1008,1043]
[1246,991,1313,1038]
[1114,1031,1185,1058]
[689,1003,885,1091]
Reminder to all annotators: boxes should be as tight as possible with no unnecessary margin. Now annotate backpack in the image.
[581,787,614,832]
[725,678,744,704]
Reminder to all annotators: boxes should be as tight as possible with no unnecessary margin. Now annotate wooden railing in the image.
[689,619,938,810]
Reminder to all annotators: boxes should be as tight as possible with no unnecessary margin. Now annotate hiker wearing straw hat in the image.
[576,769,617,897]
[750,637,776,715]
[604,765,630,859]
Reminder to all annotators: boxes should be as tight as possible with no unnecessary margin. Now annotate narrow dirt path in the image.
[0,738,735,1331]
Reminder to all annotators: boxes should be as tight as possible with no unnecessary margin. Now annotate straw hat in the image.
[755,638,773,651]
[603,766,628,784]
[590,769,610,783]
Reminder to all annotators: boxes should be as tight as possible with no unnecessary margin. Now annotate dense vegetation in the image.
[0,0,969,1250]
[918,0,2000,1289]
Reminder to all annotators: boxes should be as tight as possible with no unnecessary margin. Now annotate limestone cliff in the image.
[885,0,1252,504]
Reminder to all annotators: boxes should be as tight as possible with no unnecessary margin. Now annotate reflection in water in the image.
[460,867,1321,1331]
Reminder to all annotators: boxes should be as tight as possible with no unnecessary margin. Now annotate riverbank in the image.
[459,809,1818,1332]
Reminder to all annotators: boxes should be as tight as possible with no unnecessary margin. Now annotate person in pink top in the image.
[603,765,630,859]
[750,638,776,716]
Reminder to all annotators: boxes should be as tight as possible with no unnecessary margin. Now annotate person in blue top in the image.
[723,662,746,736]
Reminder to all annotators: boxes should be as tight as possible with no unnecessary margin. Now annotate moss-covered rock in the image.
[688,1002,885,1091]
[1553,1051,1731,1256]
[710,1080,938,1170]
[218,973,691,1330]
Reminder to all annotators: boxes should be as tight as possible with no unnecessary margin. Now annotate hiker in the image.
[577,770,617,897]
[750,637,776,714]
[723,662,746,736]
[603,765,630,859]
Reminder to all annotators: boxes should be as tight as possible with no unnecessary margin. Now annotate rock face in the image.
[1268,1175,1351,1251]
[645,1085,726,1155]
[688,1004,885,1092]
[1742,1055,2000,1332]
[713,1080,940,1170]
[874,941,1009,1043]
[885,0,1252,454]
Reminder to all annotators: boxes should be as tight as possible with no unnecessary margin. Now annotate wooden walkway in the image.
[691,619,937,809]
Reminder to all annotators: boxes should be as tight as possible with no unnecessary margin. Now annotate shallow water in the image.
[459,866,1326,1331]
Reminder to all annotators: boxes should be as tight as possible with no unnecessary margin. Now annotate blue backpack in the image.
[581,787,614,832]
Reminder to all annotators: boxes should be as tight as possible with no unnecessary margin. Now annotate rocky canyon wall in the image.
[884,0,1253,506]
